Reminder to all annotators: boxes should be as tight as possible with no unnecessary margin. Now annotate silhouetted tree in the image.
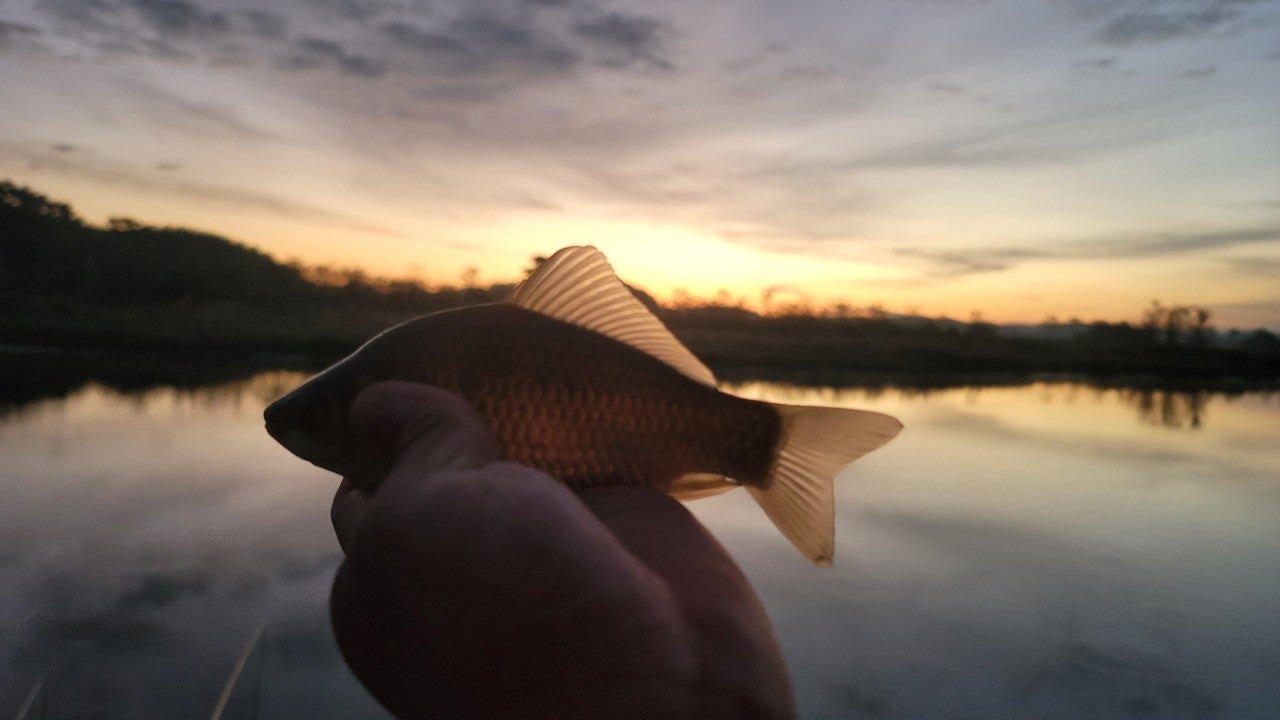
[1190,307,1213,347]
[107,217,143,231]
[525,255,548,278]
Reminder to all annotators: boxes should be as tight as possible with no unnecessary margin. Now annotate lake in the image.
[1,366,1278,719]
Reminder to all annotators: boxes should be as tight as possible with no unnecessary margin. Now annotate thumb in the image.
[348,380,501,484]
[333,381,500,553]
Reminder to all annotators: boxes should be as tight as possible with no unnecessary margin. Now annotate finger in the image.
[578,487,760,622]
[349,381,500,477]
[333,381,500,551]
[331,478,369,554]
[579,486,795,718]
[578,486,739,582]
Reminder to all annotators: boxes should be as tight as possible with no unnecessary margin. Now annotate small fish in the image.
[265,246,901,565]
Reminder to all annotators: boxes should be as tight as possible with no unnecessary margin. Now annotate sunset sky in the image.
[1,0,1277,326]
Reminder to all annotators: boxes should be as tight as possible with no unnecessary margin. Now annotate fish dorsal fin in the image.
[510,246,716,386]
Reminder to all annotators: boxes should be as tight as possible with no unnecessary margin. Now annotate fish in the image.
[264,246,902,565]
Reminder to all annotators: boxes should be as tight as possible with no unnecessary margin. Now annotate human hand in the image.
[329,381,796,720]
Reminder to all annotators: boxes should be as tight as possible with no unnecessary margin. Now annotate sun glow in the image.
[436,214,912,310]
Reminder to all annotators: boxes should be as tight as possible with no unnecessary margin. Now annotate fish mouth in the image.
[264,393,347,475]
[264,393,392,492]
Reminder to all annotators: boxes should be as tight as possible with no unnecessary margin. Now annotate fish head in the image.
[264,358,368,478]
[263,312,455,484]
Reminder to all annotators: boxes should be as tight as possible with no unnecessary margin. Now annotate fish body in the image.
[265,246,901,564]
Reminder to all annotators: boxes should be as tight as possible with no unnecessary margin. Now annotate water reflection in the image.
[1120,387,1208,429]
[0,348,323,419]
[1,366,1278,719]
[705,381,1280,720]
[0,374,382,720]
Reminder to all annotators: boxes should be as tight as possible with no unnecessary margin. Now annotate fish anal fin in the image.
[669,472,736,501]
[509,246,716,387]
[750,404,902,566]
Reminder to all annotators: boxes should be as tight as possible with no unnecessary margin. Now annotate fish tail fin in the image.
[748,403,902,566]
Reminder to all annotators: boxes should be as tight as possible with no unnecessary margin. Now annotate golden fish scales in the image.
[417,305,781,490]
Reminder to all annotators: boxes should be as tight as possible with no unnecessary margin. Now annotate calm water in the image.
[1,372,1278,719]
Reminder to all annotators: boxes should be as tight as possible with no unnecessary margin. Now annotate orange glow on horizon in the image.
[24,175,1278,329]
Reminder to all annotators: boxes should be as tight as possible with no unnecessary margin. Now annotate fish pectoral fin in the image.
[751,403,903,567]
[508,246,716,387]
[669,472,736,501]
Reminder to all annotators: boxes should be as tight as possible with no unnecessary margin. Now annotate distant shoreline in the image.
[2,342,1275,393]
[4,180,1278,391]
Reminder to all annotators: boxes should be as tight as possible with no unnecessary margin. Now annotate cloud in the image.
[0,140,406,239]
[0,19,43,39]
[98,35,192,60]
[897,227,1280,277]
[1096,9,1230,45]
[927,80,967,94]
[1220,255,1280,277]
[1093,227,1280,256]
[33,0,291,67]
[1070,56,1132,79]
[27,0,675,87]
[1091,0,1268,47]
[132,0,228,39]
[894,247,1017,277]
[806,100,1176,172]
[1179,65,1217,78]
[118,79,279,140]
[381,20,470,63]
[313,0,413,22]
[381,14,578,77]
[572,12,673,71]
[453,13,577,72]
[278,35,386,77]
[41,0,123,33]
[228,9,287,39]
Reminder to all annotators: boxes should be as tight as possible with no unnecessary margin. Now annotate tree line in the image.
[2,179,1277,375]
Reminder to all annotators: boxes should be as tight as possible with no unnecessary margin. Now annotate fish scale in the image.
[451,322,781,491]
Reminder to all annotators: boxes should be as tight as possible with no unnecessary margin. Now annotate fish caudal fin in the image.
[749,404,902,566]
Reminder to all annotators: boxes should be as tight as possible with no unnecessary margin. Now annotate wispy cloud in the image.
[1179,65,1218,79]
[1097,9,1234,46]
[1220,255,1280,277]
[1073,0,1270,47]
[132,0,230,39]
[0,19,42,51]
[897,227,1280,277]
[572,11,673,71]
[116,79,279,140]
[277,35,385,78]
[1070,56,1131,79]
[0,141,405,239]
[22,0,675,86]
[381,14,578,78]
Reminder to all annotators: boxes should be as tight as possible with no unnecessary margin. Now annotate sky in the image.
[1,0,1278,326]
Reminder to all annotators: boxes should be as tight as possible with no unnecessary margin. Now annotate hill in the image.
[0,181,508,353]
